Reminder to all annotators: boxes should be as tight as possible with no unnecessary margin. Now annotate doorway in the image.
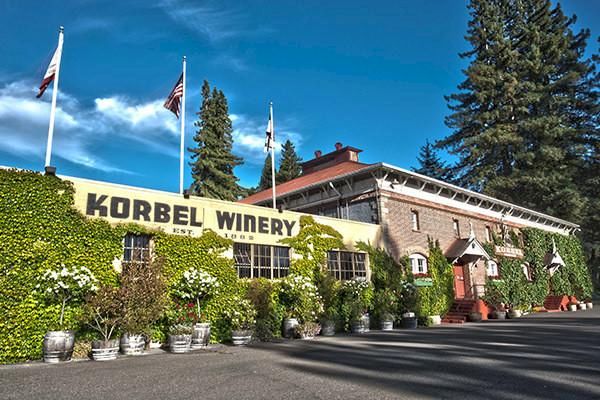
[453,264,466,299]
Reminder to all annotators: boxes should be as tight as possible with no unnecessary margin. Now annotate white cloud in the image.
[231,113,304,165]
[0,80,183,173]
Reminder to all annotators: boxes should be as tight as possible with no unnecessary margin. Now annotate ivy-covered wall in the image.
[415,239,454,318]
[0,169,242,363]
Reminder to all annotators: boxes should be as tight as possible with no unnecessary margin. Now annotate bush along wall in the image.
[415,238,454,321]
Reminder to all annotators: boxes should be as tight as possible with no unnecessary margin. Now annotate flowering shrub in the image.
[278,275,323,322]
[339,278,374,326]
[224,297,257,331]
[166,302,197,335]
[35,265,98,329]
[174,267,219,321]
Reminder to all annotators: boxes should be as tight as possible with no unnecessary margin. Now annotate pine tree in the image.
[276,139,302,184]
[188,81,243,201]
[412,140,450,181]
[439,0,597,223]
[258,155,274,191]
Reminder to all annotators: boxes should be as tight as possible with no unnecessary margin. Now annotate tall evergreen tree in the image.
[412,140,451,181]
[276,139,302,184]
[439,0,597,223]
[258,155,274,191]
[188,80,243,201]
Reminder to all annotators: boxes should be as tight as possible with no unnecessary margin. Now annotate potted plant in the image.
[166,302,197,353]
[174,267,219,349]
[491,306,507,319]
[468,311,482,322]
[340,279,373,334]
[373,288,397,331]
[119,258,168,355]
[585,299,593,310]
[279,275,323,338]
[508,308,523,319]
[82,285,123,361]
[567,301,578,312]
[228,297,257,346]
[34,265,98,363]
[577,302,587,311]
[399,281,418,329]
[294,321,322,339]
[316,271,340,336]
[401,312,418,329]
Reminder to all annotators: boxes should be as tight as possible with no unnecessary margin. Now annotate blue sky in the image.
[0,0,598,192]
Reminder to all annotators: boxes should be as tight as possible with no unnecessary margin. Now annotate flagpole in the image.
[270,102,276,210]
[44,26,64,169]
[179,56,186,194]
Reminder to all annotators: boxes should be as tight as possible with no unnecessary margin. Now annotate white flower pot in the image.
[428,315,441,325]
[585,302,593,310]
[568,304,577,312]
[578,303,587,311]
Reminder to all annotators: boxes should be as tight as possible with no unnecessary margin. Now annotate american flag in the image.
[37,45,61,98]
[164,73,184,118]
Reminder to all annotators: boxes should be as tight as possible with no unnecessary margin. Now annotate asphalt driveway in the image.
[1,308,599,400]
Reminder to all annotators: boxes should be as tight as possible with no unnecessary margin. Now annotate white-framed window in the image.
[409,253,428,274]
[485,226,492,242]
[487,260,499,277]
[123,233,151,265]
[453,219,460,238]
[522,262,532,281]
[233,243,290,279]
[327,251,367,280]
[411,210,420,231]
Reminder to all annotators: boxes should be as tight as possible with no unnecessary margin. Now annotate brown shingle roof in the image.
[239,161,373,205]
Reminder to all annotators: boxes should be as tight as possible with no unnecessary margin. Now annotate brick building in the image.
[240,143,578,301]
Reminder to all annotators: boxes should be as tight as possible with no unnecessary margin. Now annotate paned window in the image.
[487,260,499,277]
[485,226,492,242]
[453,219,461,238]
[409,253,428,274]
[233,243,290,279]
[123,233,151,265]
[327,251,367,280]
[411,210,420,231]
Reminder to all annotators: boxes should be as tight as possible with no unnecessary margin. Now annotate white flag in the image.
[264,102,274,152]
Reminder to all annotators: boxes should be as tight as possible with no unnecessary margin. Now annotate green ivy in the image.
[415,238,454,317]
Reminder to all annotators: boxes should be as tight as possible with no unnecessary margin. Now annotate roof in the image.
[445,237,491,263]
[239,161,373,205]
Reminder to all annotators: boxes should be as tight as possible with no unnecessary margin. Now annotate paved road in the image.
[1,308,599,400]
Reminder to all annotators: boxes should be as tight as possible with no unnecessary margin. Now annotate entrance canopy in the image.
[445,236,491,265]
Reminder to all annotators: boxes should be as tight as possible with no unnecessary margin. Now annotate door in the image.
[453,265,466,299]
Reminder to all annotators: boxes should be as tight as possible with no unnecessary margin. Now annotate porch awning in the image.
[445,237,491,264]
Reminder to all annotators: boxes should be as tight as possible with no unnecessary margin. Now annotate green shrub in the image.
[338,279,373,330]
[244,278,284,341]
[415,239,454,317]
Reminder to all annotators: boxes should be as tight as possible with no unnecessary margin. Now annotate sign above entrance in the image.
[494,245,524,258]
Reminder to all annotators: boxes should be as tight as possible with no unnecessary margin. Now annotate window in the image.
[411,210,420,231]
[233,243,290,279]
[522,262,532,281]
[327,251,367,280]
[487,260,499,277]
[409,253,428,274]
[485,226,492,242]
[123,233,151,265]
[453,219,461,238]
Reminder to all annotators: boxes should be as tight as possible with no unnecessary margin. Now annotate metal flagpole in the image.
[270,102,276,210]
[44,26,64,169]
[179,56,186,194]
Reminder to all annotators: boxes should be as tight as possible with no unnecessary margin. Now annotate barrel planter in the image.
[508,309,522,319]
[380,320,394,331]
[401,317,417,329]
[120,333,145,355]
[320,320,336,336]
[43,330,75,363]
[91,339,119,361]
[351,314,370,334]
[428,315,442,326]
[231,330,252,346]
[491,310,507,320]
[168,334,192,353]
[468,312,482,322]
[283,318,299,338]
[361,314,370,333]
[191,323,211,349]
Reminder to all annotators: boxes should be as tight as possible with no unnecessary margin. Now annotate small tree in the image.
[277,139,302,184]
[173,267,219,321]
[258,155,274,191]
[82,286,124,343]
[120,258,168,336]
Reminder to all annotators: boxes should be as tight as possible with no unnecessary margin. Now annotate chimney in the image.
[314,150,322,158]
[335,142,343,150]
[301,144,363,175]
